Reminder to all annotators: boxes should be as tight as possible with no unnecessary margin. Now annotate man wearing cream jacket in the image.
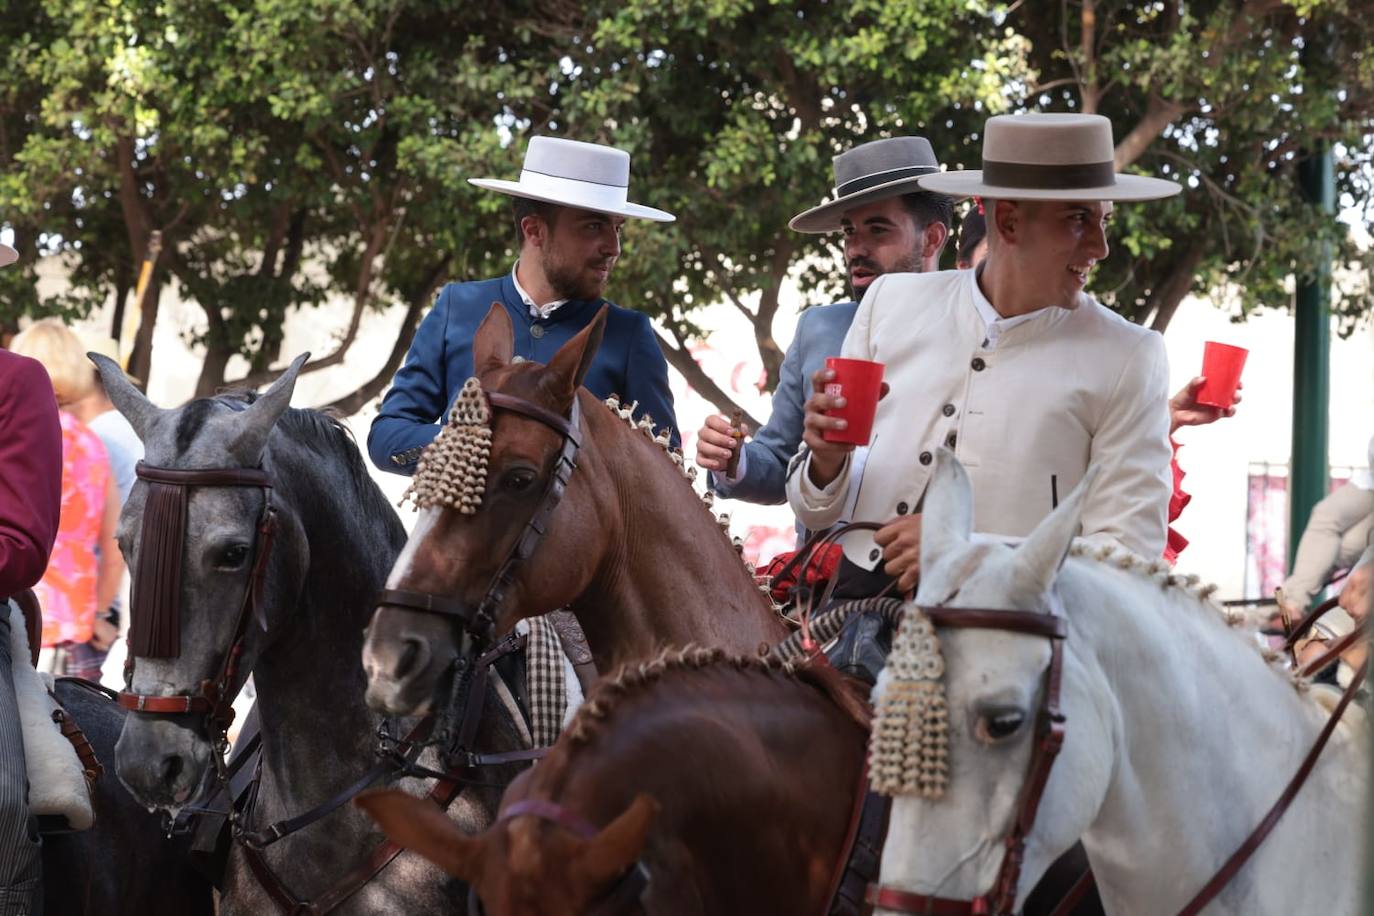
[788,113,1181,592]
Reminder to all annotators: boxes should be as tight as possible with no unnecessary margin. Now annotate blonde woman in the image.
[8,320,121,681]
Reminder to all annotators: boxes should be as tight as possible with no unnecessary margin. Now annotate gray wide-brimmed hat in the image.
[0,244,15,268]
[790,137,942,233]
[919,113,1181,202]
[469,136,675,222]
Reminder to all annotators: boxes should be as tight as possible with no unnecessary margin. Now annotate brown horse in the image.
[358,647,871,916]
[362,304,788,716]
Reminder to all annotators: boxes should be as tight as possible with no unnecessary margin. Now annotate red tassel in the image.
[975,196,985,215]
[129,482,186,658]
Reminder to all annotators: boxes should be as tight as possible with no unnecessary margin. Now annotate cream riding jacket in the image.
[786,269,1173,570]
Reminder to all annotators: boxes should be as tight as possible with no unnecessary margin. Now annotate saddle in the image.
[13,588,40,668]
[6,600,99,832]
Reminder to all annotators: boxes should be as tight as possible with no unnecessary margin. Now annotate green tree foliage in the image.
[1,1,1370,415]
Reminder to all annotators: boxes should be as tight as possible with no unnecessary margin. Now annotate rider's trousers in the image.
[0,609,41,915]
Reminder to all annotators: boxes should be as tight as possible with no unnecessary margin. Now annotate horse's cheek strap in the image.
[130,480,186,658]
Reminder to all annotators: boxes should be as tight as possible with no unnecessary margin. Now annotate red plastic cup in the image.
[1196,342,1248,409]
[822,357,885,445]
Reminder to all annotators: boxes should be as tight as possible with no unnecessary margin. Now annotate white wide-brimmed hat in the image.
[469,136,675,222]
[790,136,943,233]
[0,244,16,268]
[919,113,1181,202]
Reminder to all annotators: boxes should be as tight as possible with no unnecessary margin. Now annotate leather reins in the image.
[867,605,1068,916]
[466,798,651,916]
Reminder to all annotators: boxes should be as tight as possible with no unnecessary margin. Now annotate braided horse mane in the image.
[565,646,871,746]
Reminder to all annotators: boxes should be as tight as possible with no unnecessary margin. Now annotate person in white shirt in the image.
[789,113,1182,593]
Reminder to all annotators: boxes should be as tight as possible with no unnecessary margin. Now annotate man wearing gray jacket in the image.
[694,137,952,519]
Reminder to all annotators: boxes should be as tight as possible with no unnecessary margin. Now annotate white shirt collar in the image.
[969,267,1044,349]
[511,262,568,320]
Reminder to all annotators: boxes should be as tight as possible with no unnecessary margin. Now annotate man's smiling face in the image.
[840,196,925,298]
[1013,199,1114,305]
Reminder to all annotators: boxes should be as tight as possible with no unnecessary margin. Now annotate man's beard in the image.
[543,252,612,301]
[848,250,923,299]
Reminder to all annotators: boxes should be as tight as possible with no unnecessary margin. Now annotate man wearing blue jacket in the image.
[369,136,680,474]
[694,137,951,520]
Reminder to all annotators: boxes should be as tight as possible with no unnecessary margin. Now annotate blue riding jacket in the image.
[368,274,679,474]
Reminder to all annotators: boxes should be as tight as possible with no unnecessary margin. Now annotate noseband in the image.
[868,605,1068,916]
[466,798,651,916]
[117,461,278,743]
[376,390,583,648]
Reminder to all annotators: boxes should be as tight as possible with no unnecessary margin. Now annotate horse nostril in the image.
[160,754,184,787]
[392,638,429,681]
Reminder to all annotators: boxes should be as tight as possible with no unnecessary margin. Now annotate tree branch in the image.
[654,329,761,429]
[1113,94,1187,169]
[1146,244,1205,333]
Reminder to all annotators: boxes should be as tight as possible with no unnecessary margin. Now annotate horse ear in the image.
[1010,467,1099,602]
[572,793,658,892]
[355,789,486,882]
[88,352,163,441]
[232,352,309,463]
[920,448,974,572]
[473,303,515,377]
[542,305,607,403]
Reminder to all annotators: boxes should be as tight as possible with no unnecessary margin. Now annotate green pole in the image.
[1287,145,1332,576]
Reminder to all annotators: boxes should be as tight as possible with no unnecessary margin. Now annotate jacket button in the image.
[919,451,932,465]
[946,433,958,448]
[971,357,986,371]
[896,501,909,515]
[530,324,546,339]
[942,403,956,417]
[869,548,881,563]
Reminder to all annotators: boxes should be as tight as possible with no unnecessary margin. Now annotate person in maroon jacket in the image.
[0,266,65,912]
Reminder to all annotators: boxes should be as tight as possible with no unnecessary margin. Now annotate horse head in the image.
[356,787,658,916]
[363,303,613,716]
[871,449,1113,913]
[94,353,311,812]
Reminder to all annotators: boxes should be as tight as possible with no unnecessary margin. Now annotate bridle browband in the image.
[376,389,583,649]
[465,798,651,916]
[117,461,278,739]
[868,604,1068,916]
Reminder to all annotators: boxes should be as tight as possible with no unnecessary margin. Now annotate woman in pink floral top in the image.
[10,320,122,681]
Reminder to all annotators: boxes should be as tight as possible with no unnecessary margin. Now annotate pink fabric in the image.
[36,411,110,646]
[1165,437,1191,565]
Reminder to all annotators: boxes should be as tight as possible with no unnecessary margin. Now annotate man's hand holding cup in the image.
[802,358,886,488]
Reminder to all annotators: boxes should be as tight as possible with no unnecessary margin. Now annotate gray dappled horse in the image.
[93,354,531,915]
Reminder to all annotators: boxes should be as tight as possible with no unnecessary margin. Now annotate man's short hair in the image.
[899,191,954,233]
[512,197,561,244]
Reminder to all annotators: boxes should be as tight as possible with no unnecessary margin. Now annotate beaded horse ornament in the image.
[402,377,492,512]
[868,609,950,798]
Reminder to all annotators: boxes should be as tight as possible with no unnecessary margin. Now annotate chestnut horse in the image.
[359,647,871,916]
[362,303,788,717]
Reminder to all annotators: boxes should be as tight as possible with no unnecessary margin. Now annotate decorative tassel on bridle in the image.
[868,609,950,798]
[402,377,492,512]
[129,481,188,658]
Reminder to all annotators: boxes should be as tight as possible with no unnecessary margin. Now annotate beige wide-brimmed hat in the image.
[919,113,1181,202]
[469,136,675,222]
[790,137,943,233]
[0,243,16,268]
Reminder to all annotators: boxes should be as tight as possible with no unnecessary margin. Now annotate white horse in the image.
[872,450,1367,915]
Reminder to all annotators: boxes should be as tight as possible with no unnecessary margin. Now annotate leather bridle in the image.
[376,390,583,683]
[117,461,279,748]
[867,605,1068,916]
[466,798,651,916]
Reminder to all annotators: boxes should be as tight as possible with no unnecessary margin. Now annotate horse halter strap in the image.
[117,461,278,733]
[868,606,1068,916]
[465,799,651,916]
[377,391,583,645]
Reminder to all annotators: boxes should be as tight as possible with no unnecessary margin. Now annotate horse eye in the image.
[502,469,538,493]
[217,544,251,569]
[975,709,1026,743]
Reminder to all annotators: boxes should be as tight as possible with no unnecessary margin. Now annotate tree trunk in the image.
[195,341,235,398]
[1146,245,1205,333]
[126,278,162,388]
[324,296,425,416]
